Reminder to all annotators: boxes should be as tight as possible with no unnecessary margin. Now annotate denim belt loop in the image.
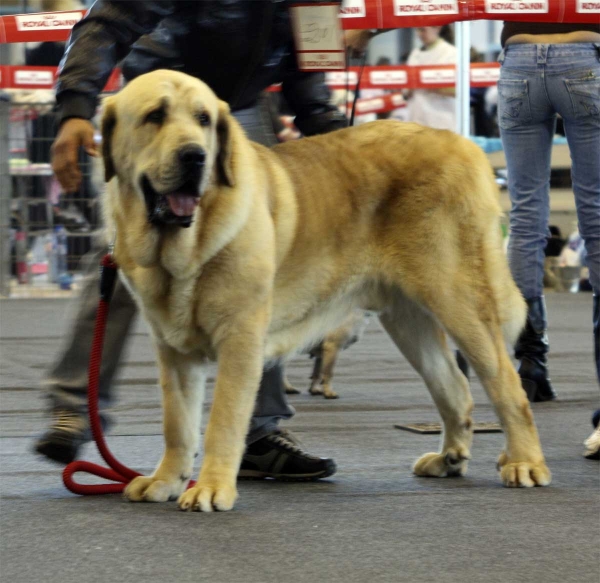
[498,47,506,64]
[537,44,548,65]
[594,43,600,61]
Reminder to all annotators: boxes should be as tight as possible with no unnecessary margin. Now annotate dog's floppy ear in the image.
[216,100,235,187]
[101,98,117,182]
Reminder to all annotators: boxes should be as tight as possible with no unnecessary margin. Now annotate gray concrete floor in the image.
[1,292,598,583]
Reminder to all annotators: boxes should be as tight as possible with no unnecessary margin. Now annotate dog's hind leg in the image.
[379,296,474,478]
[414,287,551,488]
[124,344,206,502]
[319,339,341,399]
[284,371,301,395]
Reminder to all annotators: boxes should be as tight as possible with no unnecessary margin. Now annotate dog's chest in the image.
[126,271,215,358]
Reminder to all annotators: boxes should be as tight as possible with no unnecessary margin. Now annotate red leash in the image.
[62,254,141,495]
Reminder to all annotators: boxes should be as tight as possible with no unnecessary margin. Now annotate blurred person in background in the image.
[497,21,600,457]
[404,26,457,131]
[34,0,347,481]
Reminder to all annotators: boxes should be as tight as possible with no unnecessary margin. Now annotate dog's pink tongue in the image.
[166,194,198,217]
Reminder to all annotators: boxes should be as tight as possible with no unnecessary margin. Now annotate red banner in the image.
[0,64,500,92]
[353,92,407,115]
[0,65,121,91]
[0,2,597,43]
[344,0,599,27]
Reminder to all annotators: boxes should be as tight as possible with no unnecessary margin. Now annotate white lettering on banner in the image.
[340,0,366,17]
[484,1,548,13]
[370,70,408,85]
[326,71,359,85]
[471,67,500,83]
[356,98,385,113]
[15,70,54,85]
[394,0,458,16]
[420,68,456,84]
[577,0,600,11]
[15,12,83,31]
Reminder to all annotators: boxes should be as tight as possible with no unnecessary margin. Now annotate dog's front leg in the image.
[178,318,267,512]
[124,344,205,503]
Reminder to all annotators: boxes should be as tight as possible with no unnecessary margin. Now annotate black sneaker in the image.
[34,409,109,465]
[238,429,336,481]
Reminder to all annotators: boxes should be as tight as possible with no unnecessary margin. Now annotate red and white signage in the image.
[0,2,597,44]
[354,92,407,115]
[576,0,600,11]
[297,52,346,70]
[326,70,360,86]
[0,65,504,91]
[0,66,121,91]
[14,69,53,85]
[290,3,346,71]
[14,11,82,31]
[470,65,500,84]
[484,0,548,13]
[370,69,409,87]
[340,0,367,17]
[394,0,459,16]
[419,66,456,86]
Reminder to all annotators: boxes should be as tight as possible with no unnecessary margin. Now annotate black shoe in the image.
[238,429,336,482]
[515,297,557,402]
[34,409,109,465]
[518,357,557,403]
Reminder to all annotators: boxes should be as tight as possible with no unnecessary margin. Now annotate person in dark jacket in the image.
[35,0,347,481]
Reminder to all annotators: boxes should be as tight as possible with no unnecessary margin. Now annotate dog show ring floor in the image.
[0,293,598,583]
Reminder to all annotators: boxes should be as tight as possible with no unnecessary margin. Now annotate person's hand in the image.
[344,29,373,58]
[51,118,98,193]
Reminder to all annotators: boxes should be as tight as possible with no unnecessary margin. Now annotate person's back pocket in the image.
[565,75,600,119]
[498,79,532,130]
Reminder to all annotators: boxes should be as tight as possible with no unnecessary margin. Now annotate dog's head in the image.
[101,70,235,228]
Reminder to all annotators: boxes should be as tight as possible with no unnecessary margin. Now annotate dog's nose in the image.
[178,145,206,168]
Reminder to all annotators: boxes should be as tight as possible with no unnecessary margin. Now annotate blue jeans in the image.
[498,43,600,298]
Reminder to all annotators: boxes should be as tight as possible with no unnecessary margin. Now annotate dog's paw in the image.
[124,475,188,503]
[309,385,323,396]
[177,480,237,512]
[413,447,470,478]
[324,391,339,399]
[497,452,551,487]
[285,385,301,395]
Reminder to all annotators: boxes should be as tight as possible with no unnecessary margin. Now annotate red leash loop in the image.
[63,254,141,495]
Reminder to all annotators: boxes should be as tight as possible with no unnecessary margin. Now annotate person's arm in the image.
[55,0,174,125]
[281,68,347,136]
[344,29,379,57]
[52,1,173,192]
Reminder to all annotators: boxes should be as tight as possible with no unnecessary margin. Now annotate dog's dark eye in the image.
[196,112,211,126]
[145,108,166,125]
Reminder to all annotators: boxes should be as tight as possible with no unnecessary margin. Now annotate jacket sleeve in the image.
[55,1,174,125]
[281,65,347,136]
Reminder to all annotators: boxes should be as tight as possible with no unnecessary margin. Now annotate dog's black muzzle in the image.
[141,146,205,229]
